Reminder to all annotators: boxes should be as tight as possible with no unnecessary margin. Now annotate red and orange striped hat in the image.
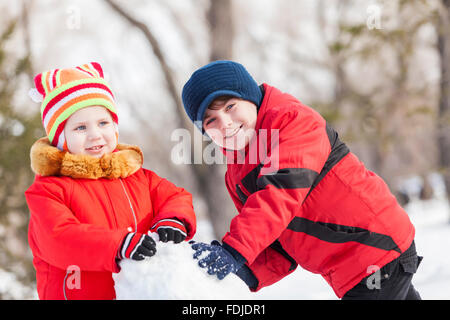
[29,62,118,150]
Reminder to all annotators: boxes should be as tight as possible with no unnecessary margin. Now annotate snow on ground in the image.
[404,198,450,299]
[0,268,37,300]
[115,197,450,300]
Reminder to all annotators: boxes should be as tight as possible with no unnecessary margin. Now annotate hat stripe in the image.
[46,93,115,138]
[86,63,100,77]
[41,78,113,116]
[51,69,58,90]
[48,69,55,91]
[45,71,53,92]
[41,71,50,95]
[76,66,95,77]
[34,73,45,96]
[43,87,115,128]
[56,130,66,150]
[90,62,104,78]
[46,92,114,132]
[52,118,68,148]
[55,69,62,87]
[47,97,115,142]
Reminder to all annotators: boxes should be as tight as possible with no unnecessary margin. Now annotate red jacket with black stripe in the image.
[222,84,415,298]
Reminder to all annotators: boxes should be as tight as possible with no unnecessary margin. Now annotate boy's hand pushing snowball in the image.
[191,240,246,280]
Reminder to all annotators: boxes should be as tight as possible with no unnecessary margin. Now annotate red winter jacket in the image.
[25,138,196,300]
[222,84,415,298]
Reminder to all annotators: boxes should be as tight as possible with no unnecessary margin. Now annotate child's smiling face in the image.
[64,106,117,158]
[203,97,257,150]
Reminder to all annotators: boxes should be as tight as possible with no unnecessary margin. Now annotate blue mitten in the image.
[191,240,246,280]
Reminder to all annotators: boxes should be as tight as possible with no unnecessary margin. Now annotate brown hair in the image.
[208,95,237,110]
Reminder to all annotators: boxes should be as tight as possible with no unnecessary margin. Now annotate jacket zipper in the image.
[236,184,250,204]
[120,178,138,232]
[63,271,69,300]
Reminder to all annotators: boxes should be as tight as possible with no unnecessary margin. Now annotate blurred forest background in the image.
[0,0,449,299]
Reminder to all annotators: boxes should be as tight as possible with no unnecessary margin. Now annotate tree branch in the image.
[104,0,191,131]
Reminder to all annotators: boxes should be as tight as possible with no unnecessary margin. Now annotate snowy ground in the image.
[114,196,450,300]
[403,198,450,299]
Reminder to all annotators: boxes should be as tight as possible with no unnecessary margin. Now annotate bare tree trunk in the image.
[21,0,34,81]
[437,0,450,219]
[208,0,233,61]
[104,0,190,131]
[202,0,237,238]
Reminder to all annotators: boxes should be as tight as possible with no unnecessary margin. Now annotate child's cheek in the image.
[206,129,224,146]
[212,135,225,147]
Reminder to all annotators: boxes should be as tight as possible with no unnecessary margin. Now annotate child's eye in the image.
[225,104,235,111]
[99,121,110,126]
[205,118,215,126]
[74,125,86,131]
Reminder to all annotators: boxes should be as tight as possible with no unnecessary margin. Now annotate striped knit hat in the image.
[28,62,118,150]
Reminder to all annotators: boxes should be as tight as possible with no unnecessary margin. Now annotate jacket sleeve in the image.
[144,169,196,240]
[226,161,297,290]
[245,245,298,291]
[222,107,331,264]
[25,177,128,273]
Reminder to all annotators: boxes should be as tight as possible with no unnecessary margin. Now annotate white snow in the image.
[404,198,450,299]
[114,197,450,300]
[0,268,37,300]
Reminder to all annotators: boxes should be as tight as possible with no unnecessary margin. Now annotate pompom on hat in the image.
[29,62,118,150]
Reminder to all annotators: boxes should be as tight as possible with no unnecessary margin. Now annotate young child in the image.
[25,62,196,300]
[182,60,422,300]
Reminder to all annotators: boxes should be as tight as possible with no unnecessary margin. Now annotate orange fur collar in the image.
[30,137,143,179]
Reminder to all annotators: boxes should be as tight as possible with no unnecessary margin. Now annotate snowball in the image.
[113,240,253,300]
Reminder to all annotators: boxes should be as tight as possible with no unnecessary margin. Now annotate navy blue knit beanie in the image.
[182,60,262,131]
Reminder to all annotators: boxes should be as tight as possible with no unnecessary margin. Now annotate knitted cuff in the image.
[117,232,143,260]
[222,241,247,269]
[151,218,187,237]
[236,265,259,290]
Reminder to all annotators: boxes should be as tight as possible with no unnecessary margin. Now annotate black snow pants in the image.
[342,241,422,300]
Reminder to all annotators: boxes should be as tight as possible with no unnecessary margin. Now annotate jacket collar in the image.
[30,137,143,179]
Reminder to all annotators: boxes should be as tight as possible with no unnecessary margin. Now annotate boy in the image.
[25,62,196,299]
[182,60,422,300]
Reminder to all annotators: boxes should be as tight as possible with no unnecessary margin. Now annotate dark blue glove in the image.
[191,240,246,280]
